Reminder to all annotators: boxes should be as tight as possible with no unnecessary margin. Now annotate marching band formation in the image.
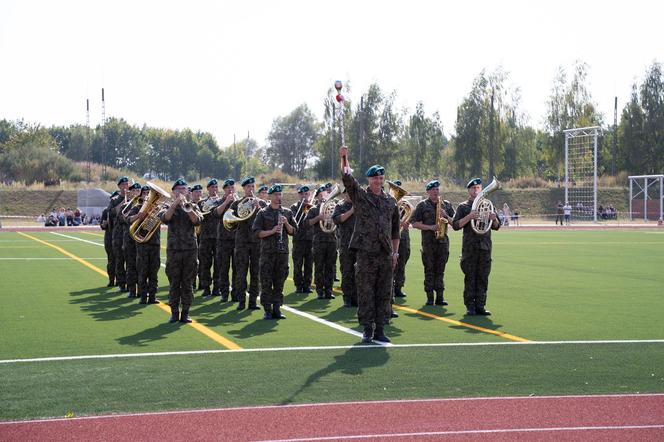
[101,145,501,344]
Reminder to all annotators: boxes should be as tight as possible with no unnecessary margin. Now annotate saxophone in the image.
[435,196,449,240]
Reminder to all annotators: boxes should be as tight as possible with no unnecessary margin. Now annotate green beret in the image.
[191,184,203,192]
[241,176,255,186]
[117,176,129,185]
[141,185,150,192]
[315,186,326,196]
[365,165,385,177]
[222,178,235,189]
[257,185,268,193]
[129,182,141,190]
[297,185,310,193]
[267,184,282,194]
[207,178,218,187]
[172,178,187,190]
[466,177,482,188]
[324,182,333,189]
[426,180,440,191]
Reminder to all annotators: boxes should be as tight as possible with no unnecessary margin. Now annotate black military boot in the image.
[211,287,220,297]
[361,325,374,344]
[324,290,335,299]
[148,293,159,304]
[263,304,273,320]
[169,307,179,323]
[316,290,325,300]
[342,296,352,308]
[425,292,434,306]
[219,292,229,302]
[202,287,211,298]
[248,299,261,310]
[127,285,137,298]
[272,304,286,320]
[373,326,391,343]
[303,286,313,294]
[179,308,193,323]
[475,307,492,316]
[390,308,399,318]
[107,278,115,287]
[118,283,127,293]
[236,300,246,310]
[435,292,448,306]
[394,288,406,298]
[139,292,147,304]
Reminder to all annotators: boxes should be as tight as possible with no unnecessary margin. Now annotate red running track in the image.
[1,394,663,441]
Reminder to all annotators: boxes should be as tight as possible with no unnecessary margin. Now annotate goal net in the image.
[564,126,600,222]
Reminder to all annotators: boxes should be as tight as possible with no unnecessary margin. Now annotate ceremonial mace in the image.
[335,80,350,174]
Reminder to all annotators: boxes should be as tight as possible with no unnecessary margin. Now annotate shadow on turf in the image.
[116,322,182,347]
[69,287,144,321]
[280,345,390,405]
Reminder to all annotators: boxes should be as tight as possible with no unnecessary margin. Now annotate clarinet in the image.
[277,205,287,253]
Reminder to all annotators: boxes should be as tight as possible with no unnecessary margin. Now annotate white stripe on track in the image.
[1,393,663,425]
[50,231,104,246]
[261,425,664,441]
[0,257,106,260]
[1,339,663,364]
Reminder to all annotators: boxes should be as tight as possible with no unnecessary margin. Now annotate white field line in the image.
[261,425,664,441]
[1,393,663,425]
[1,339,663,365]
[46,232,380,343]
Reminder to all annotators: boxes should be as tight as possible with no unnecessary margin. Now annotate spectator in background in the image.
[555,201,564,226]
[65,208,74,226]
[37,214,45,224]
[45,213,58,227]
[563,201,572,226]
[502,203,511,227]
[512,210,520,226]
[73,208,82,226]
[57,208,66,226]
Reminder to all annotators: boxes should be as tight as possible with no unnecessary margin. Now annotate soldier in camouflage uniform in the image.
[121,182,142,298]
[197,179,220,297]
[108,177,130,292]
[253,185,294,320]
[231,176,266,310]
[213,178,238,303]
[290,185,314,294]
[128,185,160,305]
[411,179,455,306]
[257,185,269,202]
[340,146,400,344]
[332,190,357,307]
[452,177,500,316]
[306,186,337,300]
[101,191,118,287]
[391,179,411,302]
[159,179,202,323]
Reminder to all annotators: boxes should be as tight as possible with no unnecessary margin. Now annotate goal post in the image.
[564,126,600,222]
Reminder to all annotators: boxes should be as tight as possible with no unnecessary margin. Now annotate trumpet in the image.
[294,191,315,228]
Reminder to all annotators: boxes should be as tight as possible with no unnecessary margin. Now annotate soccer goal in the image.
[564,126,600,222]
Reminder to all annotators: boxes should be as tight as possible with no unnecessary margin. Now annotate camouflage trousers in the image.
[313,241,337,294]
[215,239,235,299]
[292,240,313,290]
[460,249,492,310]
[104,233,115,282]
[112,233,126,285]
[124,239,137,287]
[259,252,289,306]
[198,237,217,290]
[339,248,357,304]
[393,239,411,290]
[137,244,160,295]
[421,240,449,294]
[166,248,198,308]
[232,241,260,303]
[355,251,393,327]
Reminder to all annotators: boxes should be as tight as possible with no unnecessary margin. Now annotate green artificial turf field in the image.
[1,228,663,420]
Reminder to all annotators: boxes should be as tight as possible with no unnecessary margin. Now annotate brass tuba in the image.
[319,184,340,233]
[129,181,171,243]
[470,176,501,235]
[223,193,258,231]
[388,181,413,228]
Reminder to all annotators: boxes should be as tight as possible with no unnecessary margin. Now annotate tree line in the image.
[1,61,662,186]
